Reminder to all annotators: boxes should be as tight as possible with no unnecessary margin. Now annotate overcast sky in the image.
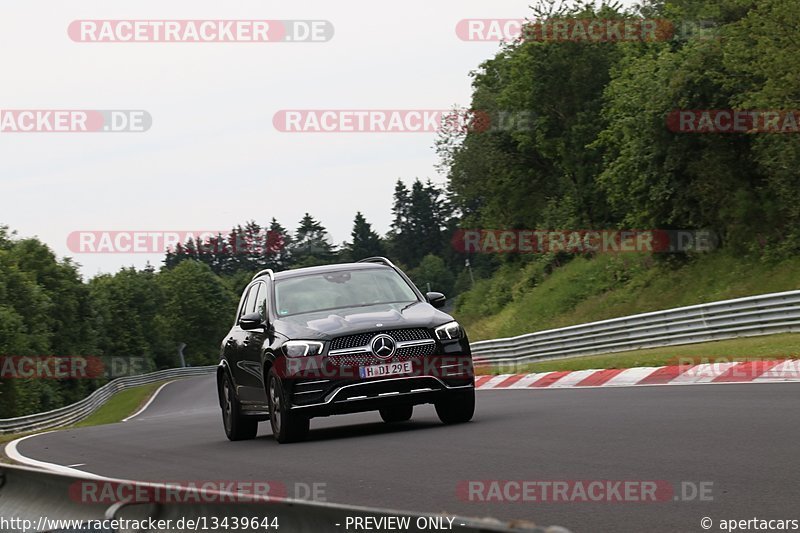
[0,0,635,278]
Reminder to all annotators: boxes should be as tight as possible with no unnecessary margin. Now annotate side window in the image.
[235,290,249,322]
[247,284,261,314]
[238,284,259,321]
[255,282,268,320]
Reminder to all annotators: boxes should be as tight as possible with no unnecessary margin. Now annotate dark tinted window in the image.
[254,283,268,320]
[238,284,259,320]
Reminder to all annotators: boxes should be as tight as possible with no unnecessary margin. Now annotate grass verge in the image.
[456,252,800,342]
[478,333,800,375]
[72,380,168,428]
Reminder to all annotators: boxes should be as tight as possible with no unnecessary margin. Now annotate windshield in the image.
[274,268,418,316]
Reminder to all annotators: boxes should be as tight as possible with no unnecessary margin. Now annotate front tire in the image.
[379,404,413,423]
[435,389,475,424]
[221,372,258,441]
[267,368,309,443]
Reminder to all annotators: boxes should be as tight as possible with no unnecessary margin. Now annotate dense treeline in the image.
[0,228,97,416]
[440,0,800,256]
[3,0,799,416]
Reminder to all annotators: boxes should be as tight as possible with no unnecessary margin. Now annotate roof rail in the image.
[252,269,275,281]
[356,257,396,268]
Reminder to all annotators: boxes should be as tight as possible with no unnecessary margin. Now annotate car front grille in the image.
[329,328,431,351]
[396,342,437,358]
[326,342,437,367]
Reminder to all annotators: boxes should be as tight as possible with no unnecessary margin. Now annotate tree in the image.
[0,236,98,415]
[164,219,295,275]
[409,254,455,298]
[439,3,625,232]
[388,180,414,265]
[722,0,800,253]
[0,248,55,416]
[595,10,762,249]
[344,212,384,261]
[156,261,236,366]
[267,218,293,270]
[89,267,163,369]
[9,239,96,357]
[290,213,336,266]
[388,179,450,267]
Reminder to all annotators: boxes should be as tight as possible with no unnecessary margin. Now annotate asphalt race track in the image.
[13,376,800,533]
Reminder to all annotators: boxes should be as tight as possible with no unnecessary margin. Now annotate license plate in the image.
[359,360,413,379]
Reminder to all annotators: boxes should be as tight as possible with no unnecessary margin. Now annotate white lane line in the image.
[3,377,194,479]
[122,379,176,422]
[67,463,86,467]
[5,433,103,479]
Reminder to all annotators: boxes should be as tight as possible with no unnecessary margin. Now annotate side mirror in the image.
[426,291,446,309]
[239,311,265,331]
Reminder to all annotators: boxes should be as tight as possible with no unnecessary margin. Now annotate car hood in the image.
[273,301,452,340]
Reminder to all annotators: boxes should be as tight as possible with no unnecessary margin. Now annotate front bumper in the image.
[288,374,474,417]
[267,329,474,417]
[275,349,474,417]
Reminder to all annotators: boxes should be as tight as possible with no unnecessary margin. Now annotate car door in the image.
[226,283,259,400]
[222,284,249,371]
[239,280,270,405]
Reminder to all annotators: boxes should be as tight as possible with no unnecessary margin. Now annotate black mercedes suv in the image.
[217,257,475,443]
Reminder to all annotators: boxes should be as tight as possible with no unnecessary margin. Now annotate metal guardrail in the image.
[0,366,216,435]
[470,290,800,365]
[0,464,570,532]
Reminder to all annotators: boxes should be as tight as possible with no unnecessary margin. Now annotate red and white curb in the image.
[474,360,800,390]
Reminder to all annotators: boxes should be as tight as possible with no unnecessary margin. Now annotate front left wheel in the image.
[435,389,475,424]
[267,368,309,444]
[221,372,259,441]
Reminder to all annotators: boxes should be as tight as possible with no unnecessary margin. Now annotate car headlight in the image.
[434,321,463,341]
[283,340,324,357]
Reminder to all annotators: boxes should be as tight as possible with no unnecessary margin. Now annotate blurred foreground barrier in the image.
[0,464,570,533]
[471,290,800,365]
